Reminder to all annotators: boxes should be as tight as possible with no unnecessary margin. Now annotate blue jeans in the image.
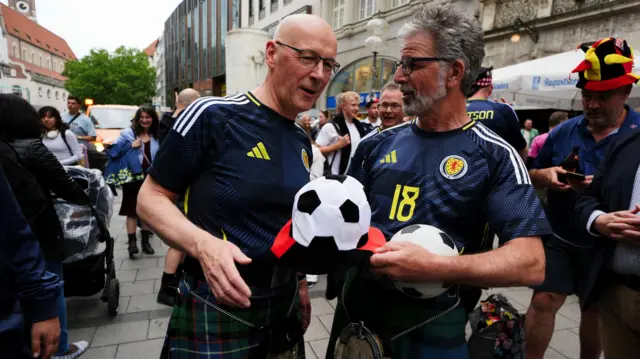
[45,260,69,355]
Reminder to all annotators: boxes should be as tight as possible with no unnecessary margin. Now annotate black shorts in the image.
[532,235,594,299]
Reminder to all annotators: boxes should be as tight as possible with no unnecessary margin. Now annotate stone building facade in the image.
[0,2,75,109]
[480,0,640,68]
[318,0,478,110]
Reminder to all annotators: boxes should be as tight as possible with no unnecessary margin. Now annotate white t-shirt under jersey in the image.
[316,121,361,175]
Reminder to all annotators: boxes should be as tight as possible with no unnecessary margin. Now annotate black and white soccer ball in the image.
[292,175,371,250]
[390,224,459,299]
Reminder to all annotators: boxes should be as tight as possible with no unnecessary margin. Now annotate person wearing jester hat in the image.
[525,37,640,359]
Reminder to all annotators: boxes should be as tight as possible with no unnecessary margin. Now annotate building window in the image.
[47,58,50,69]
[249,0,254,25]
[259,0,265,20]
[284,0,292,4]
[232,0,240,30]
[333,0,345,29]
[12,44,17,57]
[211,0,217,74]
[22,48,27,60]
[392,0,408,6]
[12,85,22,97]
[326,55,399,108]
[194,0,200,82]
[55,91,59,100]
[270,0,277,13]
[202,0,208,79]
[38,87,43,97]
[47,89,51,99]
[221,0,228,75]
[31,52,35,63]
[359,0,375,20]
[39,55,42,67]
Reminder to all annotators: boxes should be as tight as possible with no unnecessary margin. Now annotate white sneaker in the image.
[52,341,89,359]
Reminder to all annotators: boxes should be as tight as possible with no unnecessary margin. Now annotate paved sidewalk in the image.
[65,198,586,359]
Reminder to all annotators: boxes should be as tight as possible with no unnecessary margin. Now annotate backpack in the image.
[0,140,48,224]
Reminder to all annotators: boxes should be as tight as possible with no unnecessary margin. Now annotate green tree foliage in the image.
[63,46,156,106]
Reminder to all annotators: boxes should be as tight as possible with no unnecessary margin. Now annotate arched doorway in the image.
[326,55,399,110]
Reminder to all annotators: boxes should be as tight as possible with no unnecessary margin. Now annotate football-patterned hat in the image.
[269,175,387,274]
[572,37,639,91]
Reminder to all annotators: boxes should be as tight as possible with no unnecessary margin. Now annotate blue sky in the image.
[1,0,182,58]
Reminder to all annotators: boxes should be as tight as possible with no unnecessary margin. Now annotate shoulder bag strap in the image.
[60,130,74,156]
[326,122,342,171]
[68,113,82,126]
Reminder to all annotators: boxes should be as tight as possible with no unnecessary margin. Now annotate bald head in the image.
[273,14,336,49]
[178,88,201,106]
[260,14,337,120]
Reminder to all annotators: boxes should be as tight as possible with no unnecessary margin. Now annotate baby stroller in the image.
[54,166,120,317]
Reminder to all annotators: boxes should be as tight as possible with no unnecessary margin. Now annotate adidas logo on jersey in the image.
[379,150,397,164]
[247,142,270,160]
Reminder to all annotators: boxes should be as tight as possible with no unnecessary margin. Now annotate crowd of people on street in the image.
[1,2,639,359]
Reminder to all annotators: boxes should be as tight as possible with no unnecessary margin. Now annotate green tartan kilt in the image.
[160,276,304,359]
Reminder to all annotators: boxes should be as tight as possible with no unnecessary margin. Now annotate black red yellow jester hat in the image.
[572,37,639,92]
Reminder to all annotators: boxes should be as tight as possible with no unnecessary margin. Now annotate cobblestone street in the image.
[65,195,587,359]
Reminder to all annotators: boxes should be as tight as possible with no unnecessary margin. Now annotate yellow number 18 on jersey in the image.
[389,184,420,222]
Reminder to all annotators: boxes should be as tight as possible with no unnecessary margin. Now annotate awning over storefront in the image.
[491,48,640,110]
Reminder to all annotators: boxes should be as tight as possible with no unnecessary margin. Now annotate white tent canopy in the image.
[490,49,640,111]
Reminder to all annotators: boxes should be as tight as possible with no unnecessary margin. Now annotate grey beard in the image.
[403,85,447,116]
[402,70,448,117]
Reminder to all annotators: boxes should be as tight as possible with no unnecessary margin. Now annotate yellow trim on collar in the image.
[245,92,260,106]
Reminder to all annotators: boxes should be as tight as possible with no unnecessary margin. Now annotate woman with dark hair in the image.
[0,94,90,359]
[104,106,159,257]
[310,109,329,139]
[39,106,84,166]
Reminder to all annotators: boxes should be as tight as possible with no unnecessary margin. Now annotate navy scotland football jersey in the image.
[466,98,526,152]
[149,92,313,259]
[356,121,551,253]
[347,120,413,180]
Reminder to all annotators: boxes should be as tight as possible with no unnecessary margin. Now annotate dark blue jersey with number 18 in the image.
[358,120,551,254]
[351,120,551,356]
[466,98,526,151]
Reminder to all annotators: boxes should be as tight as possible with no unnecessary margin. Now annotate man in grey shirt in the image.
[62,95,96,147]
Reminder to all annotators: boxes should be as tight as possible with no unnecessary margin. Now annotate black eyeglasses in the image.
[396,57,451,75]
[276,41,341,75]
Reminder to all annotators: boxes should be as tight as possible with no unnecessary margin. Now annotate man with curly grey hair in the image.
[327,3,550,358]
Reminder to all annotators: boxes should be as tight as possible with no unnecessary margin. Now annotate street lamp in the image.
[365,18,385,102]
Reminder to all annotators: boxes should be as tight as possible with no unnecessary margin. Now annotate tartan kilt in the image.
[160,276,305,359]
